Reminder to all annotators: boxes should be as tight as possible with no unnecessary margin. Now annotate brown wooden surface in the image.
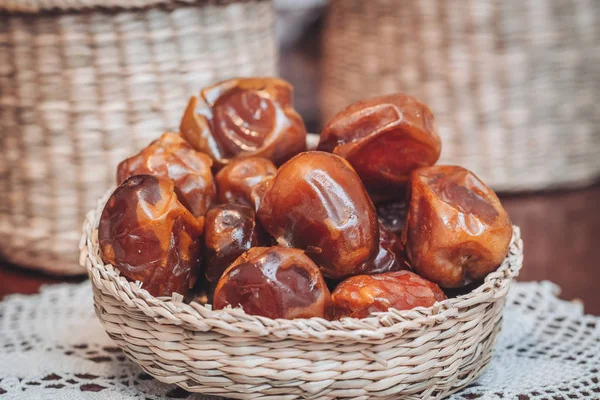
[0,262,86,298]
[500,184,600,315]
[1,183,599,314]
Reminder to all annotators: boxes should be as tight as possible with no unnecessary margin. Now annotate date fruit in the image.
[249,176,273,211]
[257,151,379,279]
[117,132,216,217]
[215,157,277,207]
[403,165,513,288]
[213,247,331,319]
[318,94,441,202]
[357,222,408,275]
[204,204,266,283]
[331,270,447,319]
[98,175,204,297]
[180,77,307,166]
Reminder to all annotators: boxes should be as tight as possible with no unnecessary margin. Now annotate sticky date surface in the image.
[117,132,216,217]
[318,94,441,201]
[98,175,204,297]
[332,270,447,319]
[213,247,331,319]
[180,77,307,166]
[357,222,408,275]
[215,157,277,207]
[257,151,379,279]
[204,204,265,283]
[403,165,513,288]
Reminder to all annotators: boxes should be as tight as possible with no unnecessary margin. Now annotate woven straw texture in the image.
[0,0,277,274]
[80,190,524,399]
[0,0,260,13]
[322,0,600,192]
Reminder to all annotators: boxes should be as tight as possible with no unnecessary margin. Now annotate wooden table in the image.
[499,184,600,315]
[1,183,599,314]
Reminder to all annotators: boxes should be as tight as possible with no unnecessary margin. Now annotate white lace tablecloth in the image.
[1,281,599,400]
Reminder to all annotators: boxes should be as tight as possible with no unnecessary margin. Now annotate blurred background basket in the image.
[321,0,600,192]
[0,0,277,275]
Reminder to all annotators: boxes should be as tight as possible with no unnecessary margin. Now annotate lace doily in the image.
[0,281,598,399]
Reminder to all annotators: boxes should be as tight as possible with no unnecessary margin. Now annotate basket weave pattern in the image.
[0,0,276,274]
[0,0,260,13]
[322,0,600,192]
[80,192,524,399]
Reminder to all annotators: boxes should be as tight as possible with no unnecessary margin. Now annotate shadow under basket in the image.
[80,192,523,400]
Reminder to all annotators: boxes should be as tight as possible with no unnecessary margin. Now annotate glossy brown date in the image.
[331,270,447,319]
[403,165,513,288]
[318,94,441,202]
[98,174,204,297]
[179,96,224,162]
[357,222,408,275]
[215,157,277,207]
[249,176,273,211]
[213,247,331,319]
[180,77,307,166]
[117,132,216,217]
[204,204,266,283]
[257,151,379,279]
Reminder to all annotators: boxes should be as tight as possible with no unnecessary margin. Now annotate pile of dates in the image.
[99,77,513,320]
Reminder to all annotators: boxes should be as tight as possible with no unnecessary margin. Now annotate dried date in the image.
[98,175,204,297]
[257,151,379,279]
[204,204,266,283]
[180,77,307,166]
[331,270,447,319]
[213,247,331,319]
[318,94,441,202]
[403,165,513,288]
[215,157,277,207]
[117,132,216,217]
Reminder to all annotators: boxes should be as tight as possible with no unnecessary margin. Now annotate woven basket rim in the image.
[81,189,523,340]
[0,0,264,14]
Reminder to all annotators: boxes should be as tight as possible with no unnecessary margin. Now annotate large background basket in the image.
[80,191,524,399]
[0,0,277,275]
[321,0,600,192]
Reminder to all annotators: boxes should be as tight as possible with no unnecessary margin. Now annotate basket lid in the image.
[0,0,259,14]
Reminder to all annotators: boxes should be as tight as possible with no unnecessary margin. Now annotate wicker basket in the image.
[0,0,277,275]
[80,190,524,399]
[321,0,600,192]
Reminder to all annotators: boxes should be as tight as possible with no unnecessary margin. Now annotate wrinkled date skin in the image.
[180,77,307,166]
[331,270,447,319]
[318,94,441,202]
[249,176,273,212]
[98,175,204,297]
[204,204,267,283]
[117,132,216,217]
[403,165,513,288]
[215,157,277,207]
[257,151,379,280]
[357,222,408,275]
[213,247,332,319]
